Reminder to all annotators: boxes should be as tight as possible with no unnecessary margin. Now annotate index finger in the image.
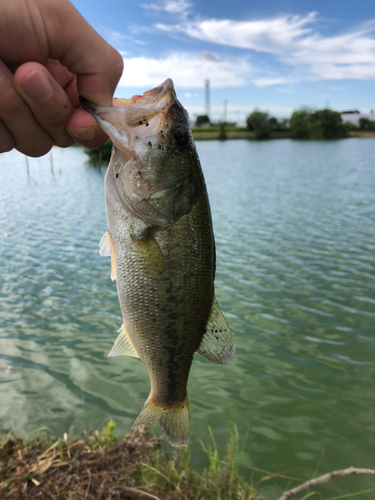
[40,0,124,106]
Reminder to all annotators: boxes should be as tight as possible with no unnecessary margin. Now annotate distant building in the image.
[341,110,375,126]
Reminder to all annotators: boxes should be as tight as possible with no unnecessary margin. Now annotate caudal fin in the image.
[131,395,190,447]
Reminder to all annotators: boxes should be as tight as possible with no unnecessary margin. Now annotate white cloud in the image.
[119,52,252,88]
[155,13,317,54]
[253,77,294,87]
[144,0,192,17]
[153,11,375,84]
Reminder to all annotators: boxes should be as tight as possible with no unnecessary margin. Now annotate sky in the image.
[71,0,375,122]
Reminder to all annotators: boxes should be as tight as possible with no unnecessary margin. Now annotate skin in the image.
[0,0,123,157]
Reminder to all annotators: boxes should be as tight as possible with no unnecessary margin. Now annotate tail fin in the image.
[131,394,190,447]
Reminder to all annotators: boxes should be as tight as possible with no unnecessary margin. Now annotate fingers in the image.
[45,59,109,148]
[0,120,15,153]
[41,0,123,106]
[14,62,74,149]
[66,107,109,149]
[0,59,53,157]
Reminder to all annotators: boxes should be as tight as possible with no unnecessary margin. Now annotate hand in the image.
[0,0,123,157]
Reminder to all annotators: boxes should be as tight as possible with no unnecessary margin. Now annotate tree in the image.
[195,115,210,126]
[290,107,347,140]
[246,109,273,139]
[290,107,314,139]
[359,117,375,130]
[312,109,346,139]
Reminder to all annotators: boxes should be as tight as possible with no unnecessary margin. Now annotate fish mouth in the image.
[79,79,176,153]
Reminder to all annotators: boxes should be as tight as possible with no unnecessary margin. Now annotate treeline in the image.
[195,108,375,140]
[246,107,354,140]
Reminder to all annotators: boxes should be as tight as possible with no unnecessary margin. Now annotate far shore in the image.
[191,128,375,141]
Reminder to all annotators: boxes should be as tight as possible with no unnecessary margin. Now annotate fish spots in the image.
[115,173,119,178]
[139,121,142,125]
[146,123,149,127]
[148,141,152,148]
[64,105,68,109]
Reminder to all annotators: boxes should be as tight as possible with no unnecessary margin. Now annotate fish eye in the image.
[172,126,187,143]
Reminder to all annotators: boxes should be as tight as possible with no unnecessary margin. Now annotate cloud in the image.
[153,11,375,84]
[156,13,317,54]
[253,77,294,87]
[119,52,252,88]
[144,0,192,18]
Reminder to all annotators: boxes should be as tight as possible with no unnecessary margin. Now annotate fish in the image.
[80,79,235,447]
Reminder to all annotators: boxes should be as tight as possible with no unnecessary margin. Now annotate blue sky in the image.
[72,0,375,121]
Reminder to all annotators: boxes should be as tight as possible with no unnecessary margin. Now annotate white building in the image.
[340,110,375,126]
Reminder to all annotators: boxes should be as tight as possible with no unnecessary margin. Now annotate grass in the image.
[191,128,291,141]
[0,419,266,500]
[1,420,374,500]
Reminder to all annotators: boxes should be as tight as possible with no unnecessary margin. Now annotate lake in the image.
[1,139,375,499]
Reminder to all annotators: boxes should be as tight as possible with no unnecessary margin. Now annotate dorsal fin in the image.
[197,297,235,365]
[108,324,140,359]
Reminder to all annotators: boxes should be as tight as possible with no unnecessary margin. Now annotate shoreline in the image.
[0,422,264,500]
[191,130,375,141]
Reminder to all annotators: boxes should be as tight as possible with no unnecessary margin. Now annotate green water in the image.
[1,139,375,498]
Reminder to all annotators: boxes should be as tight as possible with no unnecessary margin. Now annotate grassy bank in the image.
[0,421,267,500]
[191,127,291,141]
[2,421,375,499]
[191,127,375,141]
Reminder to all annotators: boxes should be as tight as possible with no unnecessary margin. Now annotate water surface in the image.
[1,139,375,498]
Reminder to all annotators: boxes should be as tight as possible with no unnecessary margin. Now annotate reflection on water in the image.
[1,140,375,499]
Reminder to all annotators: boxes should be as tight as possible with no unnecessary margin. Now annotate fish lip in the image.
[79,79,176,155]
[79,79,175,117]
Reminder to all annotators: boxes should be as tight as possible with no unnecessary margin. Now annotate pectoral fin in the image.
[131,228,166,277]
[197,297,235,365]
[108,324,140,359]
[99,231,117,281]
[99,231,111,256]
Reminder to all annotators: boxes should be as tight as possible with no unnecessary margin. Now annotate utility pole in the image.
[223,99,227,123]
[205,80,210,121]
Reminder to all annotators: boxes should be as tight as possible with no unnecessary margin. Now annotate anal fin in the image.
[197,297,235,365]
[108,324,140,359]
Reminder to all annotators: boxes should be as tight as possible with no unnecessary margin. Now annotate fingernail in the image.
[23,71,54,103]
[70,126,97,142]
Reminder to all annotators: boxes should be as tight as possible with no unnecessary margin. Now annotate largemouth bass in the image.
[81,79,235,447]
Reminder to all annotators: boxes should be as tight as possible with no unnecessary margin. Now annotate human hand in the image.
[0,0,123,157]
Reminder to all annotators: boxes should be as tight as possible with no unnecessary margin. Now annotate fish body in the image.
[81,79,235,446]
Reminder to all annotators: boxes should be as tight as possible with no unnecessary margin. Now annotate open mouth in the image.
[79,79,176,150]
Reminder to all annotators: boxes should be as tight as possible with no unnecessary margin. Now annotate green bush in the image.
[359,117,375,130]
[290,107,347,140]
[246,109,274,139]
[195,114,210,126]
[84,139,112,164]
[290,107,314,139]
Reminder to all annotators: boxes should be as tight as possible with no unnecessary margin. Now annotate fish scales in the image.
[81,79,235,447]
[110,189,214,406]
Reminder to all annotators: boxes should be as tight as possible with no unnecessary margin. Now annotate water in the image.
[1,139,375,498]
